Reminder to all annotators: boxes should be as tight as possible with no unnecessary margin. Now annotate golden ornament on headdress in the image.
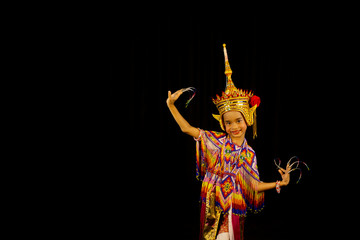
[212,44,259,138]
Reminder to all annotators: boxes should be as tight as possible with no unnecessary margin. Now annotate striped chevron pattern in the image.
[195,129,264,216]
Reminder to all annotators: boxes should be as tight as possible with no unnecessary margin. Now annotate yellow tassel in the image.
[253,110,257,139]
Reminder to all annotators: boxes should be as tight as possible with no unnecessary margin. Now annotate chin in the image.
[230,132,243,138]
[232,134,243,138]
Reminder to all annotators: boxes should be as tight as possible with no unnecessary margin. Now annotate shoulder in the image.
[201,130,226,141]
[242,139,257,162]
[199,130,227,149]
[245,143,256,154]
[202,130,226,139]
[241,138,254,152]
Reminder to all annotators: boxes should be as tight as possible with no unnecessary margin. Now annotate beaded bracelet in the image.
[275,180,281,194]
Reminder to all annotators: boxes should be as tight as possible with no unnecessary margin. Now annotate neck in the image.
[230,136,245,147]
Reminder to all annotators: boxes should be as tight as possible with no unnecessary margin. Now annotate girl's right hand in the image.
[166,89,183,106]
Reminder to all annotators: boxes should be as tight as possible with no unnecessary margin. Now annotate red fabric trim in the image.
[199,202,206,240]
[232,214,240,240]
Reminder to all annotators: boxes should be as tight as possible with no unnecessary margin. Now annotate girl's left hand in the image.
[278,164,291,186]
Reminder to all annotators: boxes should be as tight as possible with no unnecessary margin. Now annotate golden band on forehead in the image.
[212,44,259,138]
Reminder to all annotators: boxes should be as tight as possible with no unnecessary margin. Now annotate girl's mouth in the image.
[231,130,241,135]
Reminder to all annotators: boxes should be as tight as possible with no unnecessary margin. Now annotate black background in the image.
[105,10,353,240]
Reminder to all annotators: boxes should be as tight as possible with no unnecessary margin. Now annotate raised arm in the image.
[166,89,200,138]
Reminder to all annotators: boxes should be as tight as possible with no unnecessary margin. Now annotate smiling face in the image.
[223,111,247,145]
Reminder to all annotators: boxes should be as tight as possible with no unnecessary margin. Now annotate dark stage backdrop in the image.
[109,12,346,240]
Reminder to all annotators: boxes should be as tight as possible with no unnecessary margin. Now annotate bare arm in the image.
[166,90,200,138]
[257,182,278,192]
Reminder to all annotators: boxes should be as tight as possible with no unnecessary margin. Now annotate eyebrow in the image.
[225,118,242,123]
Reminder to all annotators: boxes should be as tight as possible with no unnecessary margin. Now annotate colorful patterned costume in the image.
[175,44,308,239]
[195,129,264,240]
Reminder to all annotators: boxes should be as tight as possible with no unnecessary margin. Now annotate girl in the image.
[166,44,292,240]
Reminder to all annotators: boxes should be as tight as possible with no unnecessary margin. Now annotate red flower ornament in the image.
[250,95,261,107]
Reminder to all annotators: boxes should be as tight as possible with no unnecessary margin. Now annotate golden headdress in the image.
[212,44,261,138]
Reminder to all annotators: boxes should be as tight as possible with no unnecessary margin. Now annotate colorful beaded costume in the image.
[195,45,264,240]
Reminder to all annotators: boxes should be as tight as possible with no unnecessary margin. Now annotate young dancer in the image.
[167,44,292,240]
